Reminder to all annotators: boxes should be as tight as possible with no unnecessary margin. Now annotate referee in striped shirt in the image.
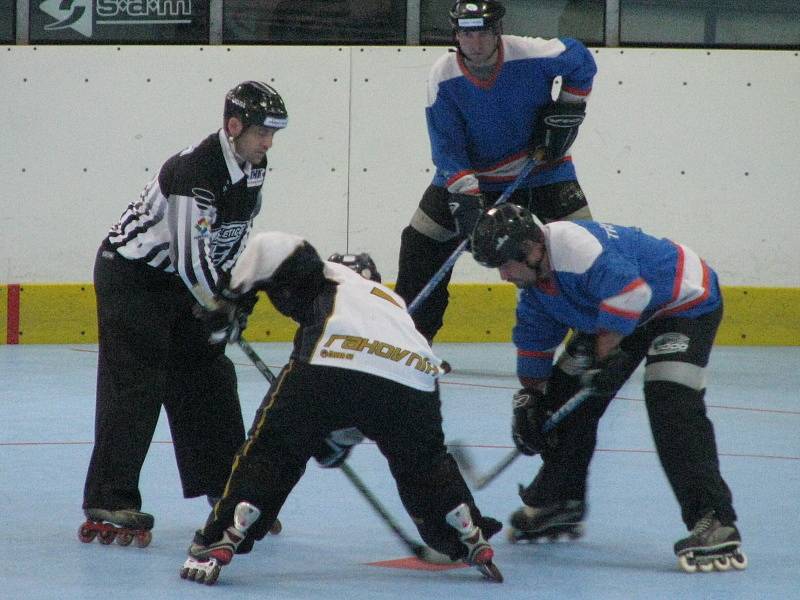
[81,82,288,532]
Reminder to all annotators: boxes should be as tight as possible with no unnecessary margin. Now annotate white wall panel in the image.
[0,45,350,281]
[1,45,798,286]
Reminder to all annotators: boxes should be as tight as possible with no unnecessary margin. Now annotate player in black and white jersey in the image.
[179,232,503,585]
[79,81,288,547]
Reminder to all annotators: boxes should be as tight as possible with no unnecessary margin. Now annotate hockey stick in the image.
[407,156,540,315]
[237,337,276,385]
[451,387,596,490]
[236,337,452,564]
[340,463,455,565]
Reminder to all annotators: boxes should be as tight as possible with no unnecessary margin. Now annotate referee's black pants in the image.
[83,243,245,511]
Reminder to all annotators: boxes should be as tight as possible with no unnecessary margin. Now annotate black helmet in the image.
[328,252,382,283]
[449,1,505,31]
[470,203,543,268]
[224,81,288,130]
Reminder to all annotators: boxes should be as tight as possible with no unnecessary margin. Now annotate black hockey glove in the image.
[198,290,258,345]
[530,101,586,162]
[448,192,486,237]
[511,388,556,456]
[314,427,365,469]
[580,347,631,397]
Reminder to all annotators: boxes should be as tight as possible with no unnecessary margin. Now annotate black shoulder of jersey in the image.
[158,132,226,204]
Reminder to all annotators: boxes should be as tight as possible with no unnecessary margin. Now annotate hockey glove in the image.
[448,192,486,237]
[580,347,631,397]
[314,427,365,468]
[530,101,586,162]
[511,388,556,456]
[200,290,259,345]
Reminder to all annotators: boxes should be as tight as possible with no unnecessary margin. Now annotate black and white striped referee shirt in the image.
[107,130,267,308]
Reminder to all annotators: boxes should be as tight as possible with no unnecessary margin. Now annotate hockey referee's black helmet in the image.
[471,203,543,268]
[449,1,505,31]
[224,81,288,130]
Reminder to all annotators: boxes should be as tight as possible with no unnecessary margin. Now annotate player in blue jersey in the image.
[469,203,747,573]
[395,0,597,343]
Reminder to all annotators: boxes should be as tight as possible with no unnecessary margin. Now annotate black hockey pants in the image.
[521,306,737,529]
[199,360,494,560]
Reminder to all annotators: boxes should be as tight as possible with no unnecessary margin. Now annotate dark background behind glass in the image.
[5,0,798,48]
[1,0,14,43]
[223,1,406,44]
[620,0,800,48]
[29,0,209,44]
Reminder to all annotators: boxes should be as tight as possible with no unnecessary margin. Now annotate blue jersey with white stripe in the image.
[425,35,596,194]
[514,221,722,380]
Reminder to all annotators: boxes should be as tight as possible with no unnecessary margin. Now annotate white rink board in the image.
[0,45,798,286]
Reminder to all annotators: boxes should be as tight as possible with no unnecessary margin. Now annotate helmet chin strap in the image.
[226,126,247,165]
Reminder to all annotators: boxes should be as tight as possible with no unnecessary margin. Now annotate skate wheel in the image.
[205,565,221,585]
[678,554,697,573]
[269,519,282,535]
[730,551,748,570]
[134,530,152,548]
[698,560,714,573]
[713,555,731,571]
[568,524,585,539]
[116,532,134,546]
[98,529,116,545]
[179,567,190,579]
[78,523,97,543]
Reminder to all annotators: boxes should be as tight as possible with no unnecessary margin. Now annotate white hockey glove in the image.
[194,290,258,344]
[314,427,365,469]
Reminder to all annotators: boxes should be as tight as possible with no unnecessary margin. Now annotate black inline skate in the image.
[78,508,154,548]
[674,511,748,573]
[507,499,585,543]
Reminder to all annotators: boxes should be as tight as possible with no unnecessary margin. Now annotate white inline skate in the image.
[180,501,261,585]
[446,503,503,582]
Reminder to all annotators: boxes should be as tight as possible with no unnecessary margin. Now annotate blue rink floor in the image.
[1,342,798,600]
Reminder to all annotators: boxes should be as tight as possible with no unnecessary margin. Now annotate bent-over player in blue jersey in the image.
[396,0,597,344]
[469,203,747,573]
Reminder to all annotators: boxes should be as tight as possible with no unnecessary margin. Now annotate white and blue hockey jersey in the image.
[426,35,596,194]
[514,221,722,380]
